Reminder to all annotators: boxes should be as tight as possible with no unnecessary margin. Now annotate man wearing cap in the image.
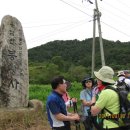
[91,66,121,130]
[117,70,125,82]
[116,70,130,88]
[46,76,80,130]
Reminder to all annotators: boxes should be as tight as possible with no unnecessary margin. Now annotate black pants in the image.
[52,126,69,130]
[91,116,103,130]
[83,116,93,130]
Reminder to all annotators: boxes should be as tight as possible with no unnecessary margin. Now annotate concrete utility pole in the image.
[88,0,105,77]
[91,9,96,77]
[95,0,105,66]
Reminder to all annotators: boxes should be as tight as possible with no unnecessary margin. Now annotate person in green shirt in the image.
[91,66,129,130]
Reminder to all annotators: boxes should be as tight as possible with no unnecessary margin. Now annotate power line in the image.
[28,19,91,43]
[28,0,130,42]
[68,0,93,10]
[29,21,89,46]
[59,0,92,18]
[27,0,130,48]
[117,0,130,9]
[24,0,93,29]
[23,19,90,28]
[103,0,130,17]
[26,0,94,43]
[100,6,130,25]
[101,21,130,37]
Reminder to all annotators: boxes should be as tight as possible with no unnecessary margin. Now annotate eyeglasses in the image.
[85,80,92,83]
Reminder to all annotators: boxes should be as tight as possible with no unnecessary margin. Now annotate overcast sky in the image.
[0,0,130,49]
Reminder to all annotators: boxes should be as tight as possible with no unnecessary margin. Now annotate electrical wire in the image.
[27,0,130,48]
[59,0,130,39]
[68,0,93,10]
[103,0,130,17]
[100,6,130,26]
[23,19,91,28]
[101,21,130,37]
[116,0,130,9]
[59,0,93,18]
[28,19,92,43]
[28,20,91,47]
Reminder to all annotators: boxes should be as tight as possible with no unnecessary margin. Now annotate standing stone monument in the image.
[0,15,29,107]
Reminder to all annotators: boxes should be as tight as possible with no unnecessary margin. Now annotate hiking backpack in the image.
[116,78,125,86]
[105,82,130,126]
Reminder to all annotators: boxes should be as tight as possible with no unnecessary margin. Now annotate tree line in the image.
[28,38,130,84]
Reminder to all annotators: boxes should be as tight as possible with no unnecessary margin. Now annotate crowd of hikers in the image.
[46,66,130,130]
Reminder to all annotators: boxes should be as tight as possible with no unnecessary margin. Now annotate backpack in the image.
[105,83,130,127]
[116,78,125,86]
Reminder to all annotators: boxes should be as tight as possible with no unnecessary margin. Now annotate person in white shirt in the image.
[116,70,130,88]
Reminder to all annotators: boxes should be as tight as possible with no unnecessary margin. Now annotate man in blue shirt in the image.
[46,76,80,130]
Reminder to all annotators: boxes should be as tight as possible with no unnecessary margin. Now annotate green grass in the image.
[29,82,83,112]
[29,84,51,103]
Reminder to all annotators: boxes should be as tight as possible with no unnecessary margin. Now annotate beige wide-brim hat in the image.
[94,66,115,84]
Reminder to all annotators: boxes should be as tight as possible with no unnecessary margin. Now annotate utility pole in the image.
[86,0,105,77]
[95,0,105,66]
[91,9,96,77]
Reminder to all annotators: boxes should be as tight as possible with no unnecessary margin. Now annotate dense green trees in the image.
[28,38,130,84]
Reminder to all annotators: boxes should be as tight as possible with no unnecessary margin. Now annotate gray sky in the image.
[0,0,130,49]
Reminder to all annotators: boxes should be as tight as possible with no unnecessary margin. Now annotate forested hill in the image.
[28,38,130,69]
[28,38,130,83]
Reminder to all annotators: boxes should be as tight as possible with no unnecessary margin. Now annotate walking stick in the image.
[73,102,81,130]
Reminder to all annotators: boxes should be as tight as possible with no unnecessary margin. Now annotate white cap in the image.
[117,71,125,77]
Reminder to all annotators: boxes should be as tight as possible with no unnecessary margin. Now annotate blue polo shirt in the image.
[46,91,69,128]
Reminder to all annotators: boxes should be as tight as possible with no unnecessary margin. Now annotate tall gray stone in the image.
[0,15,29,107]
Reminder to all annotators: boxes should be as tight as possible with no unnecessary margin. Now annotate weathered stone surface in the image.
[0,15,29,107]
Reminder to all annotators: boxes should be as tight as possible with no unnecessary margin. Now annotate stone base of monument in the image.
[0,99,49,130]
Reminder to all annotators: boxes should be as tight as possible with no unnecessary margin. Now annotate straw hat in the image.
[94,66,115,84]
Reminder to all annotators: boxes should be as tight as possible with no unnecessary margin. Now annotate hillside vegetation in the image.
[28,38,130,84]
